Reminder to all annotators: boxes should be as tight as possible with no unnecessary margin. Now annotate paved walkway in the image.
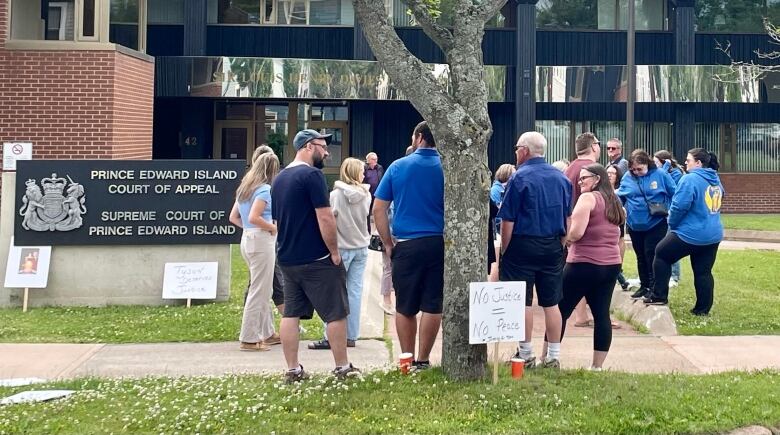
[2,250,780,381]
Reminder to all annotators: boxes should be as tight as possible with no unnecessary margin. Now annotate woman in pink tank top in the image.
[559,163,626,370]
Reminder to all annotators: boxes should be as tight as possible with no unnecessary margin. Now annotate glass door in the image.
[213,121,253,164]
[308,121,349,176]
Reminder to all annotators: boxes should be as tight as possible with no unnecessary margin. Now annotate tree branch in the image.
[399,0,454,51]
[353,0,458,122]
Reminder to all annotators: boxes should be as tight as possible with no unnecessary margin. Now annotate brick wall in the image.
[720,173,780,213]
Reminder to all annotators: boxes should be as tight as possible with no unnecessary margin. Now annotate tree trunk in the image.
[436,128,491,381]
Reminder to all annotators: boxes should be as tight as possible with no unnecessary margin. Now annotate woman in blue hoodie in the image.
[644,149,724,315]
[616,150,676,301]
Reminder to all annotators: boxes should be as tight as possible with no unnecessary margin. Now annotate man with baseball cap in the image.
[271,129,360,383]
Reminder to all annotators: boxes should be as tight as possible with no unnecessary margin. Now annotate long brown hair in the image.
[583,163,626,227]
[236,152,279,202]
[654,150,686,174]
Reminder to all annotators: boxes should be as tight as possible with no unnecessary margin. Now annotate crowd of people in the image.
[229,123,725,380]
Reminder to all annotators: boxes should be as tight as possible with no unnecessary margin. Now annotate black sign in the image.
[14,160,245,245]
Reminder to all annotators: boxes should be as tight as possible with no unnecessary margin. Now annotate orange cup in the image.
[510,358,525,379]
[399,352,414,374]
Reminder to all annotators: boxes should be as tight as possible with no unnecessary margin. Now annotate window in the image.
[695,0,780,32]
[537,0,666,30]
[207,0,353,25]
[9,0,146,49]
[148,0,184,24]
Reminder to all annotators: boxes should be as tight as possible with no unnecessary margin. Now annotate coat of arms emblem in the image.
[19,173,86,232]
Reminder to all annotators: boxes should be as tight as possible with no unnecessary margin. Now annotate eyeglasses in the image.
[629,167,645,173]
[578,175,597,182]
[607,147,619,151]
[514,144,527,150]
[310,142,328,151]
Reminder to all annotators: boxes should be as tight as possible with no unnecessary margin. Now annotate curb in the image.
[611,287,678,336]
[723,229,780,244]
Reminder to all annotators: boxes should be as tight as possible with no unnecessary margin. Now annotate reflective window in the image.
[537,0,667,30]
[207,0,354,25]
[695,0,780,32]
[148,0,184,24]
[110,0,140,50]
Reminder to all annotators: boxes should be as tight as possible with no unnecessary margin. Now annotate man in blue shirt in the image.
[272,129,359,383]
[499,131,572,369]
[373,121,444,371]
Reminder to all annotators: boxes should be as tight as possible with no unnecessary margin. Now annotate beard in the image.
[313,153,325,169]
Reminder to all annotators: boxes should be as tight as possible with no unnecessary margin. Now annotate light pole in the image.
[626,0,636,150]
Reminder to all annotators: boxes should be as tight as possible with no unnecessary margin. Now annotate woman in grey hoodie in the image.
[309,158,372,349]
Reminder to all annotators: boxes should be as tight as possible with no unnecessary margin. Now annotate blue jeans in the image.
[324,247,368,342]
[671,261,681,282]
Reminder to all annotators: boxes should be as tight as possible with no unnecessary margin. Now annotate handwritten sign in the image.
[469,282,526,344]
[162,262,218,300]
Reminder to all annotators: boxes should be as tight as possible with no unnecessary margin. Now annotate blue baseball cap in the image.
[293,129,332,151]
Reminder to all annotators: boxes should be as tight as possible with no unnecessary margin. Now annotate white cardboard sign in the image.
[2,142,33,171]
[162,262,218,300]
[469,281,526,344]
[4,238,52,289]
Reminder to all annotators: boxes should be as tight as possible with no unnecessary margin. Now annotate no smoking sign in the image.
[3,142,33,171]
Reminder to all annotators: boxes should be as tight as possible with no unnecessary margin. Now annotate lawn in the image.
[0,369,778,434]
[621,249,780,335]
[0,246,324,343]
[721,214,780,232]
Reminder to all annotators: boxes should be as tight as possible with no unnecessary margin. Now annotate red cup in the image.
[399,352,414,375]
[511,358,525,379]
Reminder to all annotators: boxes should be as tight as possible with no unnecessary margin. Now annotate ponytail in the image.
[708,152,720,171]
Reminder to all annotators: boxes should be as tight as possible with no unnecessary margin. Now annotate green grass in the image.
[721,214,780,232]
[0,369,778,434]
[0,246,324,343]
[622,249,780,335]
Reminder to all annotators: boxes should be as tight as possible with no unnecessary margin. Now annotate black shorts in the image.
[272,262,285,306]
[280,257,348,323]
[499,236,564,308]
[391,236,444,316]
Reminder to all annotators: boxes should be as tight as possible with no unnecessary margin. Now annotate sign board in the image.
[3,142,32,171]
[469,281,526,344]
[162,262,218,300]
[14,160,244,245]
[4,237,52,289]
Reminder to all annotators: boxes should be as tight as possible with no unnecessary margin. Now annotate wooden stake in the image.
[492,342,500,385]
[186,298,192,308]
[23,287,29,313]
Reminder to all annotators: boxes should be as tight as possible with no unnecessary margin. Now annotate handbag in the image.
[634,175,669,217]
[368,234,384,252]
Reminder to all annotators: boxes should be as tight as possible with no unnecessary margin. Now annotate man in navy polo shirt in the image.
[272,129,359,383]
[499,131,572,369]
[373,121,444,371]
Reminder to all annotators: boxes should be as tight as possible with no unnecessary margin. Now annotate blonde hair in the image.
[495,164,516,183]
[251,145,275,166]
[236,152,279,202]
[339,158,367,189]
[552,160,569,172]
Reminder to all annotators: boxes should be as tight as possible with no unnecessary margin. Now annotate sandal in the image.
[308,339,331,350]
[574,320,594,328]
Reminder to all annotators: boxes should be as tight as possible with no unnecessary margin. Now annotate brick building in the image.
[1,0,779,212]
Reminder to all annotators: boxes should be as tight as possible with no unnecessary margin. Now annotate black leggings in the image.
[651,232,719,313]
[628,221,668,290]
[560,262,621,352]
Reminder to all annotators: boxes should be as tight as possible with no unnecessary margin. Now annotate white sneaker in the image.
[669,279,679,288]
[626,279,641,290]
[587,366,603,372]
